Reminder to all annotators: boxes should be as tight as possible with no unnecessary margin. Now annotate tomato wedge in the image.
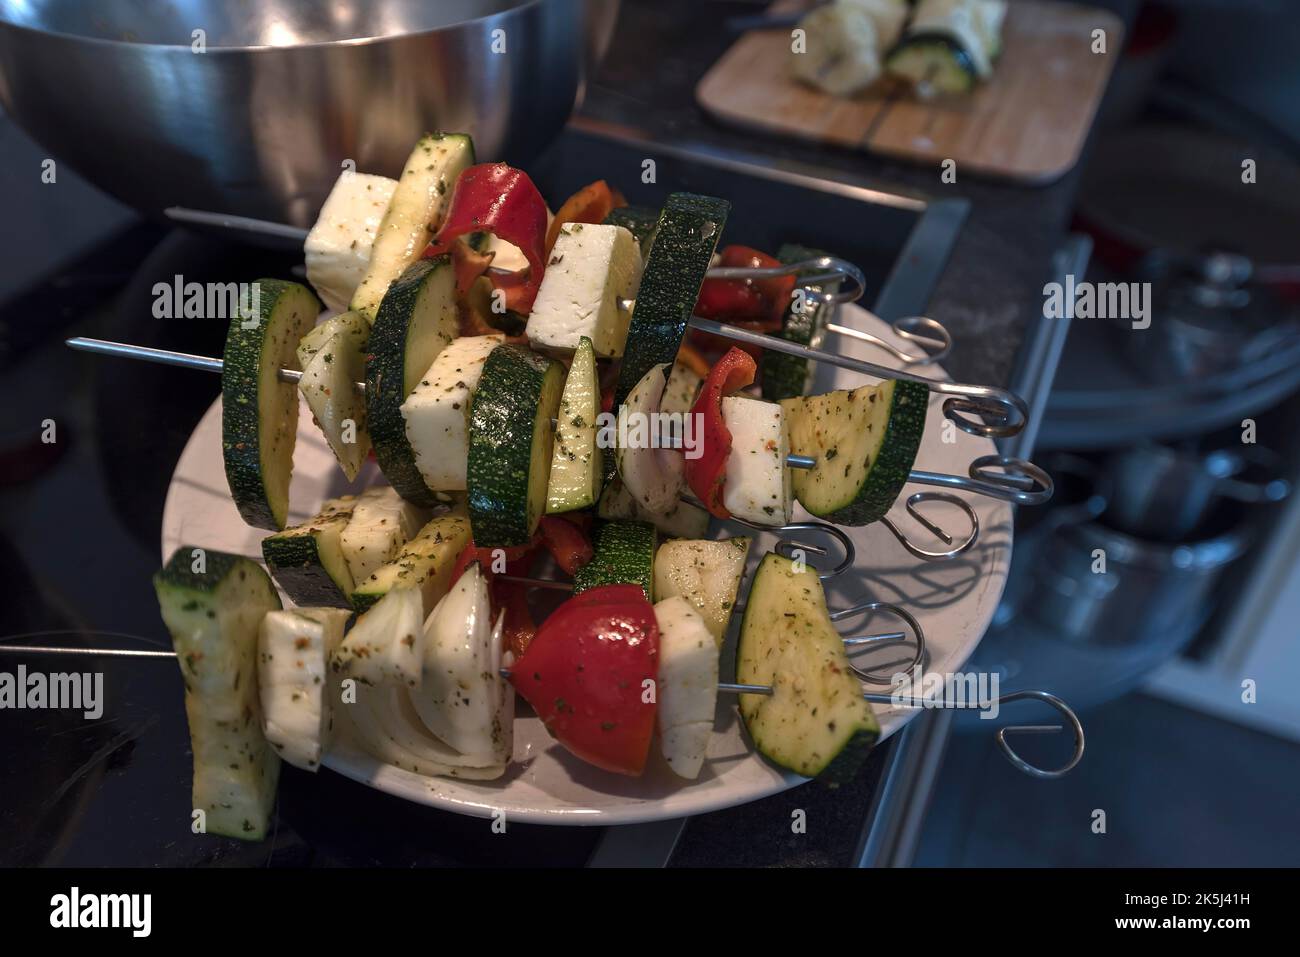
[683,347,757,518]
[511,585,659,776]
[695,246,795,325]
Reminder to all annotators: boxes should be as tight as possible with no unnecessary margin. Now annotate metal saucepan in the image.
[1020,516,1250,649]
[1105,442,1290,542]
[1000,451,1258,649]
[0,0,613,225]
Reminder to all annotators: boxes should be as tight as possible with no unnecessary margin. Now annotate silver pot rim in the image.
[0,0,549,53]
[1060,518,1251,572]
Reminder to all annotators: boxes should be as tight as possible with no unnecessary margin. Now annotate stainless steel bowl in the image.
[0,0,611,225]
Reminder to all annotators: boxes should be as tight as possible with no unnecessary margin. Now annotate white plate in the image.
[161,305,1013,825]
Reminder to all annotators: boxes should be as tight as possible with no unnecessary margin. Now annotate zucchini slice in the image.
[261,496,356,608]
[258,607,350,771]
[736,553,879,780]
[899,0,1006,84]
[885,36,978,95]
[654,596,720,780]
[401,333,504,493]
[466,344,565,547]
[297,311,371,481]
[721,395,793,526]
[616,363,685,515]
[350,511,471,615]
[546,335,603,513]
[221,278,320,530]
[350,132,475,322]
[781,379,928,525]
[365,255,459,507]
[760,244,839,402]
[653,537,751,646]
[573,520,657,600]
[153,546,282,840]
[613,193,730,409]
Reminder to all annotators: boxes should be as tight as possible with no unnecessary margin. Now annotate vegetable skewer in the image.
[2,629,1086,780]
[169,205,1016,428]
[64,336,1046,505]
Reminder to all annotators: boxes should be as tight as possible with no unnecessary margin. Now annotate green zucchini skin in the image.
[602,205,661,258]
[261,499,355,609]
[572,520,657,600]
[736,552,878,784]
[221,278,320,530]
[760,243,841,401]
[785,379,929,526]
[466,344,565,547]
[613,193,730,409]
[886,35,978,94]
[839,379,927,524]
[155,546,250,595]
[153,546,283,840]
[365,255,458,508]
[262,536,345,608]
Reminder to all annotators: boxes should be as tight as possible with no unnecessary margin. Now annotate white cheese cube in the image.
[721,396,793,526]
[304,171,397,312]
[401,334,504,492]
[525,223,642,358]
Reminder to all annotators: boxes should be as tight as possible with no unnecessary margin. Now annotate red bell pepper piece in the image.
[450,540,535,585]
[425,163,549,315]
[452,540,542,657]
[695,246,795,326]
[683,347,757,519]
[496,579,537,659]
[537,516,593,577]
[546,180,624,256]
[510,585,659,776]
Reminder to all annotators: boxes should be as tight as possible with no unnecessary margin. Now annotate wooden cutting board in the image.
[696,0,1123,184]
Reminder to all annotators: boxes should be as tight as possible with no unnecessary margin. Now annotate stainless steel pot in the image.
[1105,442,1290,541]
[0,0,610,225]
[1021,517,1249,648]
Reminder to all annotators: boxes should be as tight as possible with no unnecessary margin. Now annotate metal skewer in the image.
[0,610,1085,779]
[163,205,1012,427]
[166,205,950,368]
[825,314,951,367]
[65,337,1049,507]
[686,316,1029,439]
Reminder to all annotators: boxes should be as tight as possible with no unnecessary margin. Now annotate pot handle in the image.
[1215,447,1292,504]
[1036,453,1112,534]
